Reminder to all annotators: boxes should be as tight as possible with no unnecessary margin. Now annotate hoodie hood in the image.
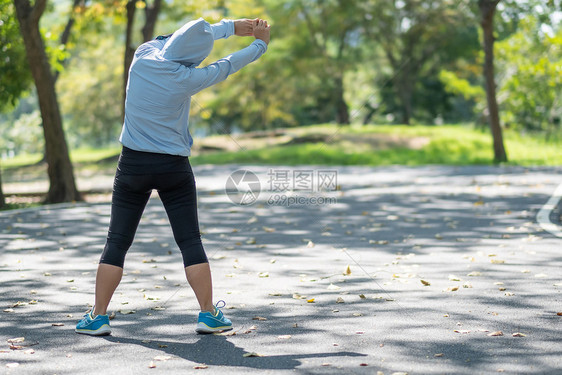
[160,18,214,66]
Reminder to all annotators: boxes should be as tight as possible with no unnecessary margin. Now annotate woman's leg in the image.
[157,170,213,312]
[94,264,123,316]
[95,172,151,315]
[184,263,214,312]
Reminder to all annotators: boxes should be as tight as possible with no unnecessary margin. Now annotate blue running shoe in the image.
[195,300,232,334]
[75,309,111,336]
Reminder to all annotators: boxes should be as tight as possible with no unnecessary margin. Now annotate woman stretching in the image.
[76,17,270,335]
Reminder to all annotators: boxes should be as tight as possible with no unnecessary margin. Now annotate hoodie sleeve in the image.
[179,39,267,96]
[210,19,235,40]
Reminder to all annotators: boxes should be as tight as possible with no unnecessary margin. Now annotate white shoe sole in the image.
[195,322,233,334]
[75,325,112,336]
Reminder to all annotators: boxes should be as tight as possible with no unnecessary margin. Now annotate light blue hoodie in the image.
[119,18,268,156]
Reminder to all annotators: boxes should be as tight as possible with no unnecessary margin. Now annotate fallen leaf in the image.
[7,337,25,343]
[151,306,166,311]
[321,363,332,366]
[336,297,345,304]
[158,344,168,348]
[148,361,156,368]
[5,363,19,368]
[3,308,14,313]
[193,364,208,369]
[51,323,64,327]
[109,312,116,320]
[214,330,236,336]
[557,312,562,316]
[327,284,340,290]
[391,372,409,375]
[252,316,267,321]
[246,238,256,244]
[306,241,315,248]
[467,271,482,277]
[359,294,366,299]
[420,279,431,286]
[344,265,351,276]
[352,313,363,317]
[258,272,269,278]
[355,331,364,334]
[359,363,369,366]
[434,353,444,357]
[490,259,505,264]
[268,292,282,296]
[24,349,35,354]
[448,275,461,281]
[262,226,275,232]
[454,330,470,334]
[306,298,315,303]
[292,293,306,300]
[512,332,526,337]
[277,335,291,339]
[243,352,264,357]
[154,355,172,361]
[444,286,459,292]
[119,309,136,314]
[487,331,503,336]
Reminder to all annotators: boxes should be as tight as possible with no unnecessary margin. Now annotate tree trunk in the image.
[334,75,350,125]
[122,0,162,122]
[0,169,5,209]
[53,0,85,83]
[396,75,413,125]
[13,0,82,203]
[479,0,508,163]
[141,0,162,42]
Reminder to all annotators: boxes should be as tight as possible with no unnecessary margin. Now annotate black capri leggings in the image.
[100,146,208,268]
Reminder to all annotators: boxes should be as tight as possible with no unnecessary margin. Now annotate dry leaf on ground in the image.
[487,331,504,336]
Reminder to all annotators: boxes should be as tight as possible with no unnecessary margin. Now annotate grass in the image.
[1,124,561,172]
[0,146,121,170]
[190,124,562,166]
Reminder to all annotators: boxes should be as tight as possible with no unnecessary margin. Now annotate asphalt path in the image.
[1,165,561,375]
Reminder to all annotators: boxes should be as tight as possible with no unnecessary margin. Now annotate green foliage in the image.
[0,0,32,112]
[496,16,562,135]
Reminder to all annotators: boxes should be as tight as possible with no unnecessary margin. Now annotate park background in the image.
[0,0,561,207]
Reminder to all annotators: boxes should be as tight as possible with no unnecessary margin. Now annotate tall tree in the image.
[478,0,507,162]
[13,0,82,203]
[262,0,363,125]
[0,166,4,209]
[361,0,467,125]
[122,0,162,120]
[1,0,33,208]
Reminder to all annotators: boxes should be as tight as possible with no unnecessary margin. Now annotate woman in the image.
[76,17,270,336]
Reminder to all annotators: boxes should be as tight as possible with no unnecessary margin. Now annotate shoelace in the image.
[213,300,226,316]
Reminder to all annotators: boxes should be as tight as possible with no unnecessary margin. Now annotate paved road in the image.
[1,165,561,375]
